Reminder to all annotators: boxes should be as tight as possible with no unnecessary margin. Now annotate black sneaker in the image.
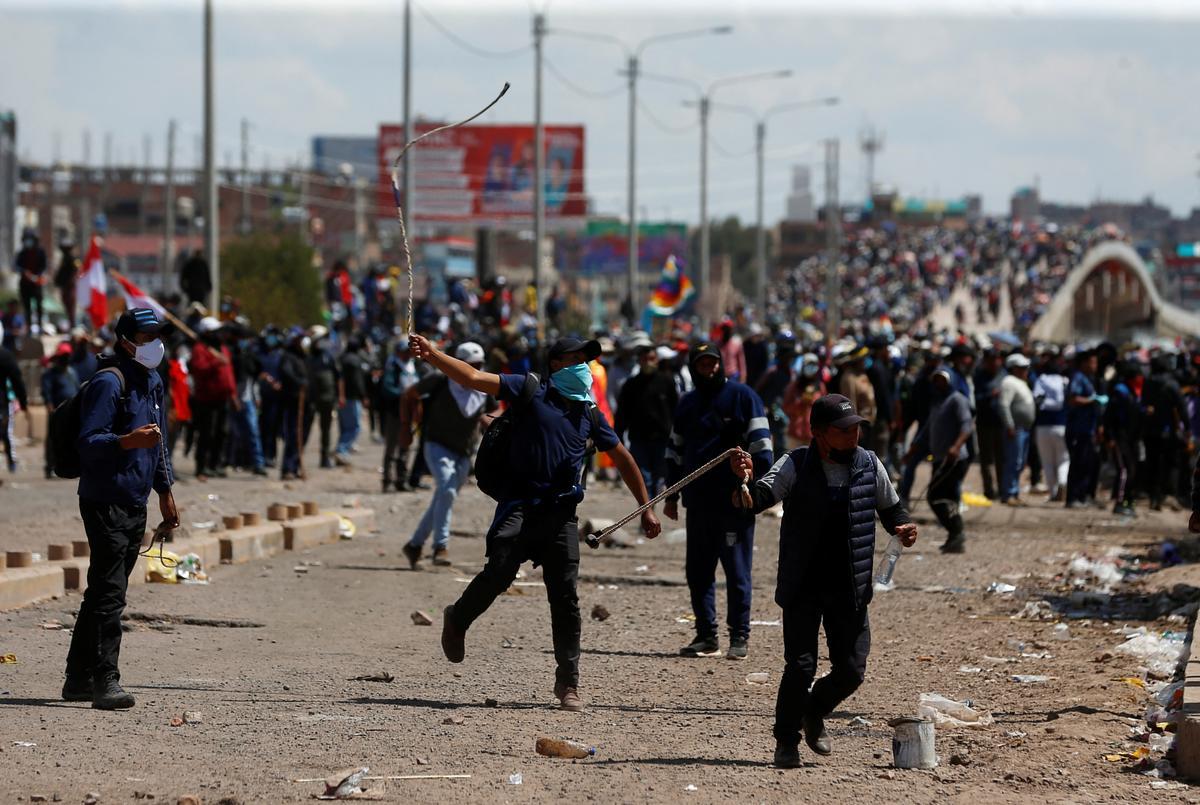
[803,714,832,755]
[93,676,135,710]
[773,741,801,769]
[402,543,422,570]
[441,606,465,664]
[61,675,93,702]
[679,636,721,657]
[939,536,966,554]
[726,637,749,660]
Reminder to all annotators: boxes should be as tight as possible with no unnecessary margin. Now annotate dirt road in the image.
[0,426,1195,803]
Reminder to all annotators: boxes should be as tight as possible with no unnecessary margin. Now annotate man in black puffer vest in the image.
[731,394,917,768]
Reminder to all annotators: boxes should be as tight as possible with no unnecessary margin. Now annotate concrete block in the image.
[241,511,261,526]
[332,508,376,537]
[282,513,340,551]
[6,551,33,568]
[219,523,285,564]
[71,540,90,557]
[222,514,244,530]
[168,533,223,571]
[285,503,303,520]
[302,500,319,516]
[0,565,66,610]
[47,544,73,561]
[267,503,289,522]
[1177,651,1200,780]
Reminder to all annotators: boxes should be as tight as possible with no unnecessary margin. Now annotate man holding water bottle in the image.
[729,393,916,768]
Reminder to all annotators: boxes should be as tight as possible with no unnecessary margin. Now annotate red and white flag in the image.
[113,271,166,318]
[77,235,108,329]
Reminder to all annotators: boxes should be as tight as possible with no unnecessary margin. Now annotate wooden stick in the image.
[108,268,199,341]
[290,774,471,783]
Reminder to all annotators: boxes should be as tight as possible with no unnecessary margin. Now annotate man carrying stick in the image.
[409,334,660,712]
[730,394,917,767]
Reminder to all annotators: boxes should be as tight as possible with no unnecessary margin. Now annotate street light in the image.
[544,23,732,323]
[687,70,793,321]
[702,96,839,313]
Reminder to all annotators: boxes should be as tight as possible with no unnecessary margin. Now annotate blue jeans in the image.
[685,507,755,641]
[629,438,668,496]
[229,394,265,470]
[408,441,471,552]
[1001,428,1030,501]
[336,399,362,456]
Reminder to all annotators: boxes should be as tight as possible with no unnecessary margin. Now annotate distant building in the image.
[1011,186,1039,222]
[784,165,816,223]
[311,136,377,178]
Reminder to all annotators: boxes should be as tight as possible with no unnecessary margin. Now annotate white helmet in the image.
[197,316,222,334]
[455,341,485,365]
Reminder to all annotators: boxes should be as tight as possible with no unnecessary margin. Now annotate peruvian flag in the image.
[77,236,109,330]
[113,271,166,318]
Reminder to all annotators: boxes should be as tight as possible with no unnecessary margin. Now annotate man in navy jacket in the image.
[63,308,177,710]
[732,394,917,768]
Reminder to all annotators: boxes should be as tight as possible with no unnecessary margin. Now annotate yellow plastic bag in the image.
[145,549,182,583]
[961,492,993,508]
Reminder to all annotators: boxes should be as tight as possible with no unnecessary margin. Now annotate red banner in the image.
[378,123,586,224]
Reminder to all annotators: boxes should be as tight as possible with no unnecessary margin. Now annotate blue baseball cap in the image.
[114,308,163,339]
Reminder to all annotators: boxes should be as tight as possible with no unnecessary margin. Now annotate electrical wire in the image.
[544,58,624,99]
[709,134,755,159]
[637,100,697,135]
[416,2,532,59]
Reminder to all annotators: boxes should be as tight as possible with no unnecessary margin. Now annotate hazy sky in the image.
[3,0,1198,226]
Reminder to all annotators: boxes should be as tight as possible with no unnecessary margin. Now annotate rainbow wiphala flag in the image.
[644,254,695,318]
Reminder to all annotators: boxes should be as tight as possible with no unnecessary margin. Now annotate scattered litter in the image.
[1117,677,1146,690]
[1151,780,1188,790]
[1067,551,1125,592]
[145,549,182,583]
[986,582,1017,595]
[848,715,872,727]
[961,492,992,507]
[0,654,16,664]
[1005,730,1027,738]
[321,766,370,799]
[535,737,595,759]
[206,494,220,501]
[349,672,394,683]
[501,638,516,649]
[190,521,215,530]
[1010,674,1054,684]
[175,553,208,584]
[40,620,65,630]
[749,619,782,627]
[1051,623,1071,640]
[590,604,610,622]
[745,672,770,685]
[411,610,434,626]
[12,741,36,747]
[1148,733,1174,753]
[170,711,203,726]
[1013,600,1054,621]
[337,515,357,539]
[634,565,650,573]
[293,565,310,574]
[1105,747,1151,763]
[442,715,464,726]
[684,784,698,792]
[508,773,523,785]
[1114,628,1187,679]
[917,693,994,728]
[957,666,982,674]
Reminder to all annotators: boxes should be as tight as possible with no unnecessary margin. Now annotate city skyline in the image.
[3,2,1198,226]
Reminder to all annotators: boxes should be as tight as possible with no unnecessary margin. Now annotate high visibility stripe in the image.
[747,438,772,455]
[746,416,769,433]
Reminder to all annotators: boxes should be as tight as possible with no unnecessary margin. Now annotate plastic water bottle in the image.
[874,535,903,592]
[535,737,595,759]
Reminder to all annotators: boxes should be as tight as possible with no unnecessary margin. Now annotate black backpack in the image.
[49,367,125,479]
[474,372,540,501]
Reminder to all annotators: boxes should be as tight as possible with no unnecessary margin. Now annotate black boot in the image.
[61,675,93,702]
[803,714,832,756]
[93,675,135,710]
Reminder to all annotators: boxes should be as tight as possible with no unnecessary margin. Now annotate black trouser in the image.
[774,597,870,745]
[1066,431,1099,504]
[19,280,43,331]
[44,407,57,475]
[65,499,147,684]
[259,395,282,465]
[1142,432,1177,507]
[304,402,334,464]
[381,406,409,486]
[976,421,1005,499]
[451,501,581,688]
[928,459,968,543]
[192,399,228,475]
[1110,437,1138,508]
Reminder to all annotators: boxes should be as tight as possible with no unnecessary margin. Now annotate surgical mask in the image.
[550,363,593,402]
[130,338,165,370]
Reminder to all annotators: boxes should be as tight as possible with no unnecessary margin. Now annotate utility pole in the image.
[52,131,62,164]
[859,124,884,205]
[101,132,113,221]
[203,0,220,309]
[754,120,766,314]
[82,130,91,168]
[626,53,639,321]
[823,138,841,345]
[354,178,366,271]
[532,11,546,337]
[140,133,151,234]
[162,120,176,294]
[240,118,250,235]
[402,0,414,264]
[698,95,710,306]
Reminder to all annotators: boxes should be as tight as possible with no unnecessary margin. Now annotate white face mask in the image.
[131,338,165,370]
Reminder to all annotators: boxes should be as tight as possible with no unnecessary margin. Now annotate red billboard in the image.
[378,123,586,225]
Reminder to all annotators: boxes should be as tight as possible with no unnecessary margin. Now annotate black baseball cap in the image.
[810,393,868,429]
[548,336,601,362]
[689,342,722,368]
[114,308,163,340]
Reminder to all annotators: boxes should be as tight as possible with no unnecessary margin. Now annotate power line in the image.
[544,57,624,99]
[637,100,697,135]
[709,134,754,159]
[416,3,531,60]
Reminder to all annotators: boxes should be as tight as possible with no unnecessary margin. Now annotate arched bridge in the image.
[1029,241,1200,343]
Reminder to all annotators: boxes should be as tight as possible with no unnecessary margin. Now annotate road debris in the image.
[348,672,394,683]
[410,610,434,626]
[917,693,994,727]
[590,604,610,621]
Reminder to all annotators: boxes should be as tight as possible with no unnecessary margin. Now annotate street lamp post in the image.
[544,24,732,324]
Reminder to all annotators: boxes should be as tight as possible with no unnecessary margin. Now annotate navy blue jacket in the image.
[666,379,772,513]
[77,353,174,506]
